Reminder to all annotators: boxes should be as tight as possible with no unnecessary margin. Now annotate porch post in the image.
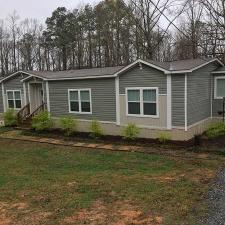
[167,74,172,130]
[46,81,50,112]
[23,82,27,105]
[115,76,120,126]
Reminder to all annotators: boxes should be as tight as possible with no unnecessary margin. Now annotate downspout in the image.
[185,73,188,131]
[115,76,120,126]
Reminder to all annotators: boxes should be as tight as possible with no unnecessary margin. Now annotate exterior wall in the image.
[119,95,167,128]
[52,116,221,141]
[212,73,225,117]
[48,78,116,122]
[2,73,28,111]
[118,64,167,128]
[187,63,218,126]
[2,74,46,112]
[119,64,167,94]
[171,74,185,127]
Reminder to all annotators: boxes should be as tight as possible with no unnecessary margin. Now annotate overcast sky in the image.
[0,0,98,23]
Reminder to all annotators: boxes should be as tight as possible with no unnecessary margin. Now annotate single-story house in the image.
[0,58,225,141]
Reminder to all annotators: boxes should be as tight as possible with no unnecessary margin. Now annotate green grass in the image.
[0,139,223,225]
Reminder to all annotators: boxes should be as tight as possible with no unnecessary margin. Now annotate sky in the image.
[0,0,98,23]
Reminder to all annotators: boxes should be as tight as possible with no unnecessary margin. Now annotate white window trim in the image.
[68,89,92,114]
[214,76,225,99]
[6,90,22,110]
[126,87,159,118]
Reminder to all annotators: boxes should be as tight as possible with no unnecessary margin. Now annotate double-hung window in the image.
[68,89,92,114]
[7,90,22,109]
[127,87,158,117]
[215,77,225,99]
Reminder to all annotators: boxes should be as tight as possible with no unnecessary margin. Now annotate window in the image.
[68,89,92,114]
[127,88,158,117]
[215,77,225,99]
[7,90,22,109]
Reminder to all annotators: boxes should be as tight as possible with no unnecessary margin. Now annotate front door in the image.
[29,83,43,113]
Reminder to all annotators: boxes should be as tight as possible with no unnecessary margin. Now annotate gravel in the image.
[201,168,225,225]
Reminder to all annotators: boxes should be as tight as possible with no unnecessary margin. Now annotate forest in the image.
[0,0,224,76]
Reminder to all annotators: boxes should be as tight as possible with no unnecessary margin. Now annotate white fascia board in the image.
[114,59,170,76]
[47,74,117,81]
[20,73,47,82]
[0,71,22,83]
[0,71,47,83]
[166,59,224,75]
[211,71,225,74]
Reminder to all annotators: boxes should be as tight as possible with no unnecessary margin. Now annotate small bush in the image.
[122,123,140,140]
[205,122,225,139]
[157,132,171,144]
[3,109,17,127]
[60,116,77,136]
[32,111,53,131]
[89,120,103,139]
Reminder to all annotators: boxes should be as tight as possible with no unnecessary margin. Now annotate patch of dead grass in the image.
[64,200,163,225]
[0,201,52,225]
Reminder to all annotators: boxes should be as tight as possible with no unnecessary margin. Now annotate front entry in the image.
[29,83,43,113]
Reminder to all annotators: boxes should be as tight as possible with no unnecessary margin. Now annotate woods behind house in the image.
[0,0,225,76]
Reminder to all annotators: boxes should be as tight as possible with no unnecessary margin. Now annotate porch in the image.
[17,81,48,125]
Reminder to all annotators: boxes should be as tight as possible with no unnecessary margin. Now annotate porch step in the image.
[19,118,32,128]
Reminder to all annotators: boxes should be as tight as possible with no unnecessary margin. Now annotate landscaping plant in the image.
[90,120,103,139]
[32,111,53,131]
[205,122,225,139]
[3,109,17,127]
[60,116,77,136]
[157,132,172,144]
[122,123,140,140]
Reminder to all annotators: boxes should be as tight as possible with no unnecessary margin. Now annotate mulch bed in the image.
[19,128,195,149]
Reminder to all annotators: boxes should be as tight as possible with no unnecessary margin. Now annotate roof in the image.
[146,58,221,72]
[0,58,223,82]
[211,66,225,74]
[25,66,124,80]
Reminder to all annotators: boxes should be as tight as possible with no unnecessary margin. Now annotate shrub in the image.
[3,109,17,127]
[122,123,140,140]
[32,111,53,131]
[157,132,171,144]
[60,116,77,136]
[205,122,225,139]
[89,120,103,139]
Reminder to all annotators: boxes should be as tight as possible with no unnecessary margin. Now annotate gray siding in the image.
[187,63,218,126]
[119,64,167,94]
[4,74,24,94]
[172,74,185,127]
[48,78,116,122]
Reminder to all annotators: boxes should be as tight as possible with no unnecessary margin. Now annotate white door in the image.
[29,83,43,113]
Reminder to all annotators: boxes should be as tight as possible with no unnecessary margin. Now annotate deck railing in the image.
[17,103,30,124]
[27,102,47,120]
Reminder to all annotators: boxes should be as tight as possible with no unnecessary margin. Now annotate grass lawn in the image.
[0,139,224,225]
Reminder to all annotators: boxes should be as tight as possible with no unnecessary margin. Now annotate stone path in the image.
[0,129,220,161]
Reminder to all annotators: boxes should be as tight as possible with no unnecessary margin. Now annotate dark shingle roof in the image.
[147,58,216,71]
[1,58,222,82]
[26,66,124,80]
